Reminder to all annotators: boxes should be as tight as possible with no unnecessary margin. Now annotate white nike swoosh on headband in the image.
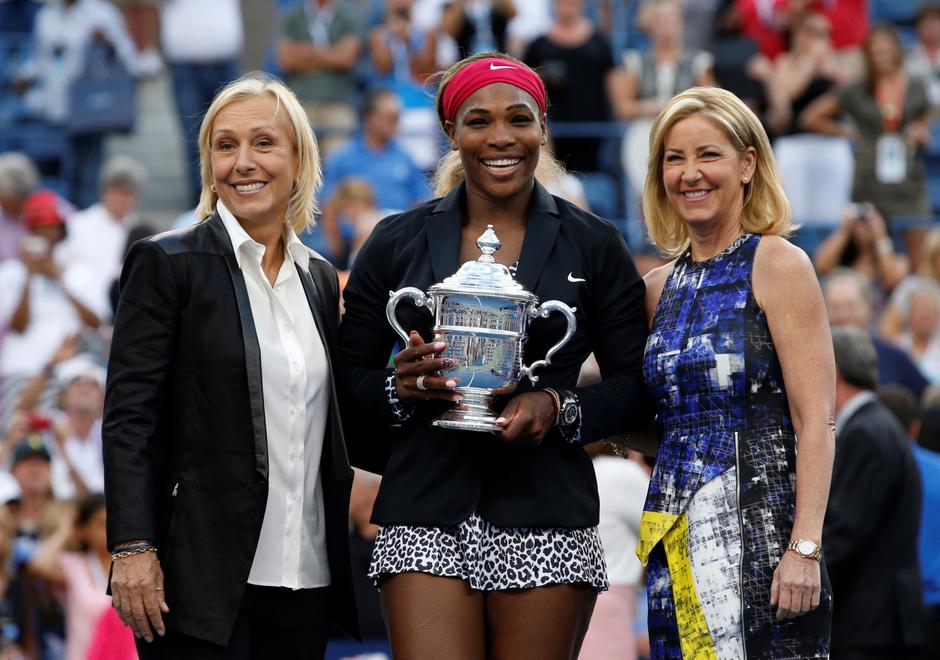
[489,63,516,70]
[568,273,586,283]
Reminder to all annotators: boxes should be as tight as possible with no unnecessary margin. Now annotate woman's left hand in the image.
[493,392,555,447]
[770,551,822,620]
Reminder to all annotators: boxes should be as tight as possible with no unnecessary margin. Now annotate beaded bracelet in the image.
[111,545,157,561]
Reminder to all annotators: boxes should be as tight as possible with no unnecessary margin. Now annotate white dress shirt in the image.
[219,202,331,590]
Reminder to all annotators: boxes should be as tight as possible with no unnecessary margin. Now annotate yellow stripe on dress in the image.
[636,510,678,566]
[664,513,718,659]
[637,511,719,659]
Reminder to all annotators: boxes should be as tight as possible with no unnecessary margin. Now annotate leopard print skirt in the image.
[368,512,609,592]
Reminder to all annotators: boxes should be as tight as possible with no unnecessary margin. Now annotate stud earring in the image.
[742,176,749,183]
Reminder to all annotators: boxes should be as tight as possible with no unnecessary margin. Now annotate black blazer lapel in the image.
[206,215,269,480]
[297,262,351,479]
[297,263,334,358]
[426,184,464,283]
[514,182,561,293]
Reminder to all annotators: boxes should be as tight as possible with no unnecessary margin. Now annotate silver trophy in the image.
[386,225,577,432]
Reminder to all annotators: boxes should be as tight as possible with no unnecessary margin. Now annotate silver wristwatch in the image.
[557,389,580,428]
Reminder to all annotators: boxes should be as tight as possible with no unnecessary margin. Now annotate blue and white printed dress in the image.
[640,233,832,659]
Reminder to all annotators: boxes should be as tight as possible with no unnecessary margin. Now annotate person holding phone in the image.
[813,201,909,294]
[0,190,106,379]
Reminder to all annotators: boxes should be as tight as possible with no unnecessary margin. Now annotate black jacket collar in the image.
[425,180,561,292]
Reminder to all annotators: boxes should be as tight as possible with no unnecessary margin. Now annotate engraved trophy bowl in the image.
[386,225,577,432]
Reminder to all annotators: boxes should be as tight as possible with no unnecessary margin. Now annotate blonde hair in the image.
[643,86,793,256]
[430,51,566,198]
[196,72,322,234]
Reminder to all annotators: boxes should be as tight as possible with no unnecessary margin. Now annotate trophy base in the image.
[433,393,500,432]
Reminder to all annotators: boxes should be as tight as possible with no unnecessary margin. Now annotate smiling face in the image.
[445,82,546,203]
[209,94,298,230]
[662,113,755,234]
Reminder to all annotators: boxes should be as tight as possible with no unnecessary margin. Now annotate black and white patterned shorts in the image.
[368,512,609,592]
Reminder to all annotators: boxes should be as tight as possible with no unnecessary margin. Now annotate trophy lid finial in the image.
[476,225,501,263]
[433,222,533,300]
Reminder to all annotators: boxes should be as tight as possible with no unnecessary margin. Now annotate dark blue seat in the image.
[870,0,924,25]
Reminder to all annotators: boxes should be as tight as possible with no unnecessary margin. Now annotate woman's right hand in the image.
[110,550,169,643]
[393,331,461,403]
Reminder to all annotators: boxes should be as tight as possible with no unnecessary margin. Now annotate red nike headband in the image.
[440,57,547,123]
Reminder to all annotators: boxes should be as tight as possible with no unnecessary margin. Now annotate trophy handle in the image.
[521,300,577,384]
[386,287,432,345]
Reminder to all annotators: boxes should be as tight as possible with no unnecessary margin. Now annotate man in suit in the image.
[826,326,925,659]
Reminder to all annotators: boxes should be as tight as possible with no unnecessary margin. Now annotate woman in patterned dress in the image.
[338,52,651,659]
[638,86,835,659]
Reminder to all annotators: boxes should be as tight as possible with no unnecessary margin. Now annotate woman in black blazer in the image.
[103,73,357,659]
[339,52,650,660]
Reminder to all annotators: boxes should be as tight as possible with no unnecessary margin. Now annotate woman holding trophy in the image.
[338,52,651,659]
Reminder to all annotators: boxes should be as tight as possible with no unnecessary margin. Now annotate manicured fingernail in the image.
[495,417,506,425]
[445,380,457,388]
[442,358,455,368]
[433,342,446,351]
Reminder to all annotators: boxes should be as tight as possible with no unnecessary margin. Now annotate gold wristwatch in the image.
[787,539,821,560]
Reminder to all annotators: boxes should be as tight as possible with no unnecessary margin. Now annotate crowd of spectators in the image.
[1,0,940,658]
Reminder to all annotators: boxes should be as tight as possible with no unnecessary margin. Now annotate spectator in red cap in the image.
[0,190,108,379]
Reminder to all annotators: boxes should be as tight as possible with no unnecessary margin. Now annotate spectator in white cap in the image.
[13,342,106,500]
[51,357,106,500]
